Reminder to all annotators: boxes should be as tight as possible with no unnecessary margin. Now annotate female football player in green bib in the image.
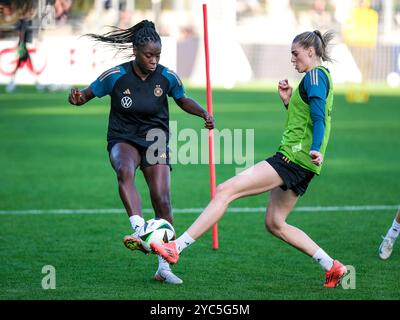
[152,30,348,288]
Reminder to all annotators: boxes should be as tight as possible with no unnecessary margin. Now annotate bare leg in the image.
[143,164,183,283]
[265,187,319,257]
[142,164,172,224]
[186,161,284,239]
[109,143,142,217]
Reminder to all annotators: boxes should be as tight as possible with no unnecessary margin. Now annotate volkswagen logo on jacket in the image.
[121,96,133,108]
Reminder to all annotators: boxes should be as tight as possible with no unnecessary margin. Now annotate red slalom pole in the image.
[202,3,218,250]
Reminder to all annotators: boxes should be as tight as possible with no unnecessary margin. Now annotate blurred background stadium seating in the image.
[0,0,399,89]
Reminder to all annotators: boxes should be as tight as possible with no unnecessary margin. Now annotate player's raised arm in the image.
[68,87,95,106]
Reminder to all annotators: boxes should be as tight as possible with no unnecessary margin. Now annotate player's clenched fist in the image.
[68,88,84,106]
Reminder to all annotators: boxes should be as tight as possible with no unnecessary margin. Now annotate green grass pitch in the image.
[0,85,399,300]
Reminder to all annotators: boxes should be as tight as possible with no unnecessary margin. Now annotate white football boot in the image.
[154,268,183,285]
[378,236,396,260]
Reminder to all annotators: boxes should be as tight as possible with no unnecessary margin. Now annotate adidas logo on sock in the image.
[123,89,131,95]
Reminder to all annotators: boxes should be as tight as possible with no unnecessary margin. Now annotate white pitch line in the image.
[0,205,398,215]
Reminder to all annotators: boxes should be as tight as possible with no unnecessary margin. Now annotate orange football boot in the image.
[324,260,348,288]
[151,241,179,264]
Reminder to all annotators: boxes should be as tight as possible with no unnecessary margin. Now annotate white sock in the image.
[175,232,195,253]
[386,219,400,239]
[312,248,334,271]
[158,256,170,271]
[129,215,145,234]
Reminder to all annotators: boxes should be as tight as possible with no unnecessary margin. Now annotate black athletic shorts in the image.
[107,139,171,171]
[265,152,315,196]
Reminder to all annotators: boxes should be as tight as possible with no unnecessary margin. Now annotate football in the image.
[138,218,175,252]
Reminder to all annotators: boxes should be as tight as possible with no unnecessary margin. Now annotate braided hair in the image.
[85,20,161,58]
[292,30,335,62]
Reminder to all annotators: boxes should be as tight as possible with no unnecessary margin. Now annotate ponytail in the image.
[293,30,335,62]
[85,20,161,57]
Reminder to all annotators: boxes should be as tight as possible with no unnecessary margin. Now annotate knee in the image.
[215,182,234,203]
[265,214,285,237]
[116,165,134,183]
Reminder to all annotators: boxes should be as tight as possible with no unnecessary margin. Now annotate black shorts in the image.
[108,139,171,171]
[265,152,315,196]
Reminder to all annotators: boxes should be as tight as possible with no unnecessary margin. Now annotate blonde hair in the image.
[293,30,335,62]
